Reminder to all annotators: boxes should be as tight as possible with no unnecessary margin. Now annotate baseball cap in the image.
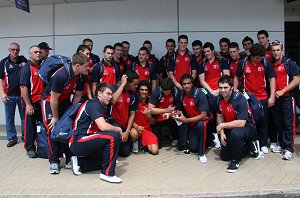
[38,42,52,50]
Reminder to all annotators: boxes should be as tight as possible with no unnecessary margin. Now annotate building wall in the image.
[0,0,284,125]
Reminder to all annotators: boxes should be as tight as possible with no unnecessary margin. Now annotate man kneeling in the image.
[69,83,123,183]
[216,75,260,173]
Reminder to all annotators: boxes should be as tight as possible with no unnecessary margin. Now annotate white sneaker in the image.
[213,133,221,149]
[271,145,282,153]
[171,140,178,146]
[132,141,139,153]
[71,156,82,175]
[64,162,72,169]
[100,173,122,183]
[198,155,208,164]
[261,146,268,154]
[283,150,293,160]
[270,142,277,150]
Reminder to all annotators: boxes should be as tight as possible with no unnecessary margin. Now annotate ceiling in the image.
[0,0,107,7]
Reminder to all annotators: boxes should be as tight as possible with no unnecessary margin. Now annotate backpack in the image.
[36,121,50,159]
[38,55,71,84]
[51,103,83,143]
[240,56,268,76]
[232,91,264,123]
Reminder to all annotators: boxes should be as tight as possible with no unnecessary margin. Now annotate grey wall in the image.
[0,0,285,125]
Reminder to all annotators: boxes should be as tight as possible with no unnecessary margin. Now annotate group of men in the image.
[0,29,299,183]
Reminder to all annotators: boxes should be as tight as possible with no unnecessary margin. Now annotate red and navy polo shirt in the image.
[149,87,176,122]
[198,58,230,90]
[109,84,138,129]
[0,55,27,96]
[131,61,157,82]
[19,60,44,103]
[217,92,251,123]
[235,57,276,100]
[228,58,242,79]
[134,99,152,131]
[92,59,120,85]
[71,97,106,142]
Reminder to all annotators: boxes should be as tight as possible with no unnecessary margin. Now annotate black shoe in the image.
[7,140,18,147]
[250,140,260,160]
[227,160,240,173]
[27,150,37,158]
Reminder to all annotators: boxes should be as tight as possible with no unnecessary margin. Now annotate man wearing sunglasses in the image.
[0,42,27,147]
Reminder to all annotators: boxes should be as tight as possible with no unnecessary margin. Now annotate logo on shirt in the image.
[245,67,251,74]
[118,96,123,102]
[145,71,149,76]
[227,106,232,112]
[9,64,14,69]
[169,97,174,102]
[190,101,195,106]
[103,70,108,76]
[213,64,218,70]
[127,98,130,102]
[257,67,262,72]
[278,66,284,71]
[185,57,190,62]
[34,71,38,76]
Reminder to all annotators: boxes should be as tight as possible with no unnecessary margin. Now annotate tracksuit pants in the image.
[178,119,209,156]
[41,99,72,164]
[22,101,42,152]
[152,119,179,147]
[220,123,256,162]
[272,96,295,153]
[70,131,120,176]
[256,100,269,147]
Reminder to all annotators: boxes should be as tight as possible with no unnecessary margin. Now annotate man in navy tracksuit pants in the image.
[270,40,300,160]
[70,83,122,183]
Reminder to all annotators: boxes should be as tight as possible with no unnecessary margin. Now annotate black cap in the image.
[38,42,52,50]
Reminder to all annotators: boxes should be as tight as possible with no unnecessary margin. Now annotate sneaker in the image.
[64,161,72,169]
[270,142,277,150]
[271,145,282,153]
[227,160,240,173]
[132,140,139,153]
[213,133,221,149]
[49,163,60,174]
[7,139,18,147]
[250,140,260,160]
[261,146,268,154]
[71,156,82,175]
[26,150,37,158]
[198,154,208,164]
[283,150,293,160]
[100,173,122,183]
[180,149,191,155]
[171,140,178,146]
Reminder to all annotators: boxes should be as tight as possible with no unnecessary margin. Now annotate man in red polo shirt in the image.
[191,40,204,88]
[270,40,300,160]
[168,35,197,90]
[122,41,135,69]
[228,42,242,79]
[108,71,139,157]
[234,43,276,154]
[130,47,157,91]
[113,43,126,75]
[92,45,120,96]
[20,45,44,158]
[143,40,159,73]
[257,30,273,63]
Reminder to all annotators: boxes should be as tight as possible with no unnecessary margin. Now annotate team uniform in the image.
[228,57,242,79]
[167,51,197,83]
[147,54,159,73]
[20,60,44,152]
[0,55,27,142]
[107,84,138,157]
[149,87,179,147]
[198,58,230,91]
[158,52,175,80]
[191,54,204,88]
[113,58,126,76]
[272,57,299,153]
[41,65,85,165]
[264,45,273,63]
[235,56,276,148]
[176,87,209,156]
[92,59,120,85]
[217,92,256,162]
[123,54,135,70]
[130,61,157,83]
[69,97,120,175]
[134,99,158,147]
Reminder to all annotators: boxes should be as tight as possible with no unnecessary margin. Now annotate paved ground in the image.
[0,130,300,197]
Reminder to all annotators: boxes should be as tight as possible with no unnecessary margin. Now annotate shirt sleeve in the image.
[148,88,160,106]
[86,100,103,121]
[220,59,230,71]
[75,74,86,91]
[19,63,30,86]
[190,55,198,71]
[235,61,243,77]
[91,63,101,82]
[265,59,276,79]
[235,95,249,120]
[167,56,175,72]
[288,60,300,78]
[0,58,6,79]
[51,72,69,93]
[197,90,209,113]
[197,62,205,75]
[150,64,158,81]
[129,93,138,112]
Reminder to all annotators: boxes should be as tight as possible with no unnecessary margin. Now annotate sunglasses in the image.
[271,40,283,46]
[10,48,20,52]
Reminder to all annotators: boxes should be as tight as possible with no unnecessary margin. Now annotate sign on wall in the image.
[15,0,30,13]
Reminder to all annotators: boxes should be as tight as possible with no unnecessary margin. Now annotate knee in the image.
[229,129,243,140]
[130,128,139,141]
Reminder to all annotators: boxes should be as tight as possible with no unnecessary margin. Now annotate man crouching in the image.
[69,83,123,183]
